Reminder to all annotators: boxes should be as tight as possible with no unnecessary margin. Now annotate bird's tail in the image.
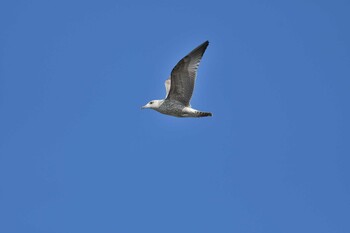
[197,111,213,117]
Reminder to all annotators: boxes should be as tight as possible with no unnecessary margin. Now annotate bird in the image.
[142,41,212,118]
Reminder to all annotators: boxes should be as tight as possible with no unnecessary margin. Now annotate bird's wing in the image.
[164,77,171,98]
[166,41,209,106]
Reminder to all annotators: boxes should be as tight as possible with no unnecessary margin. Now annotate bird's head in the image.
[141,100,162,110]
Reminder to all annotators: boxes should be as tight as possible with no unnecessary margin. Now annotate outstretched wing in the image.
[166,41,209,106]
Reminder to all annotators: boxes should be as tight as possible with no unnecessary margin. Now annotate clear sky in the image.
[0,0,349,232]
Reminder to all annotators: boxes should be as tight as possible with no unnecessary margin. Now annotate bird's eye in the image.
[150,101,153,104]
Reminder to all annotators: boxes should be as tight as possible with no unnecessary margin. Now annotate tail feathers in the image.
[197,111,212,117]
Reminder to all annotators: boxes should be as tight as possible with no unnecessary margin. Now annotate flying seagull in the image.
[142,41,212,117]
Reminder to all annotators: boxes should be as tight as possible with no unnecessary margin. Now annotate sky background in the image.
[1,0,349,232]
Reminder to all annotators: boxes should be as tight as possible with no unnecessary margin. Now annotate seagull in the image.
[142,41,212,117]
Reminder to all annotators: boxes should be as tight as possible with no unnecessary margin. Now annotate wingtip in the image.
[202,41,209,50]
[194,40,209,53]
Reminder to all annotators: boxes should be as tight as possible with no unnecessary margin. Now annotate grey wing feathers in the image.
[166,41,209,106]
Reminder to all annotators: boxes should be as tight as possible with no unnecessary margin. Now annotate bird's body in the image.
[153,100,212,118]
[142,41,212,118]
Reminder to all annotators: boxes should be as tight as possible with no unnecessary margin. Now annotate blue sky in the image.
[0,0,349,232]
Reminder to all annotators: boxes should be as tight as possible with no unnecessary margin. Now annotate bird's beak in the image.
[141,105,146,110]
